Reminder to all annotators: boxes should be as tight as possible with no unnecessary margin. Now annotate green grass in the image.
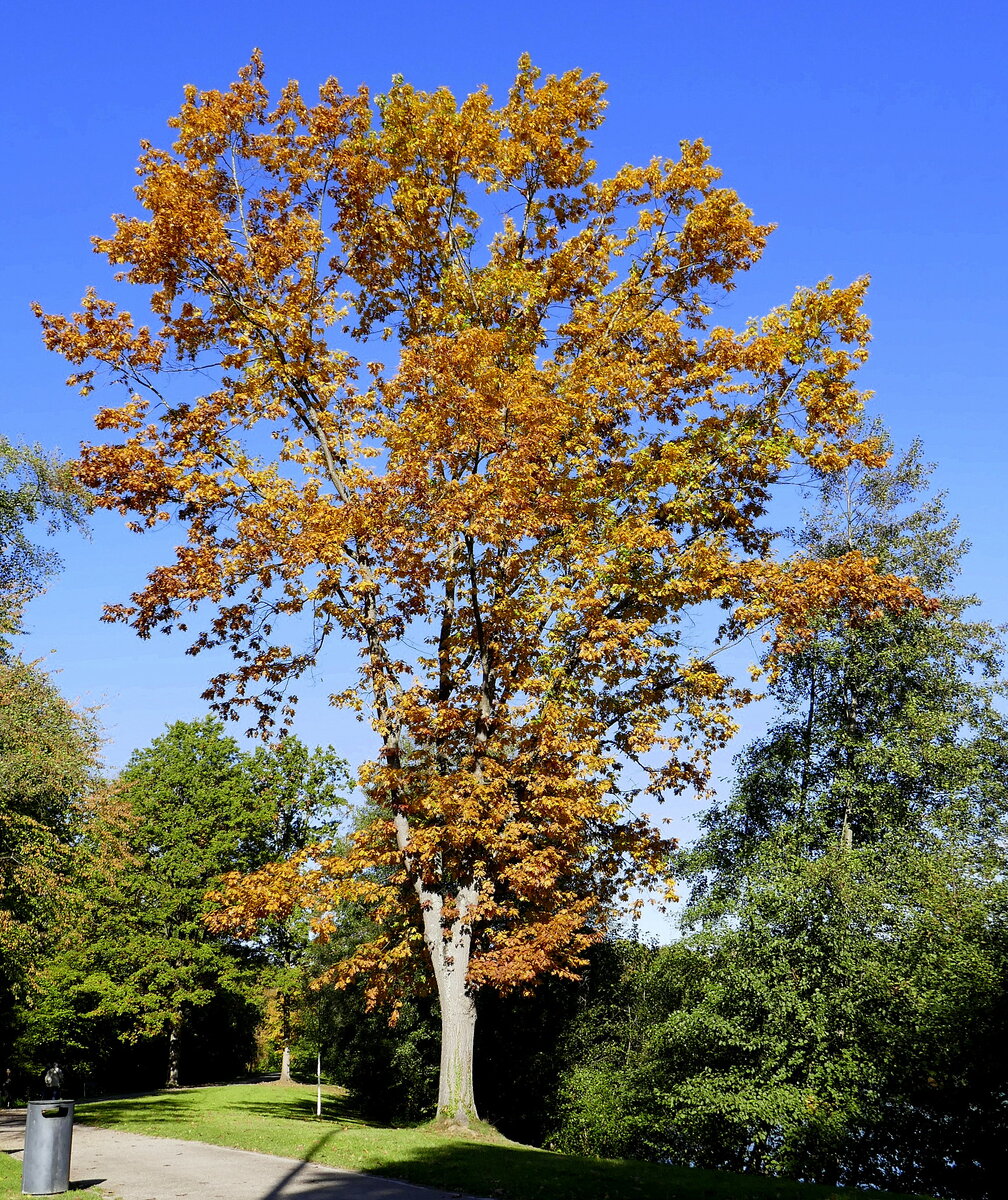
[73,1082,935,1200]
[0,1137,107,1200]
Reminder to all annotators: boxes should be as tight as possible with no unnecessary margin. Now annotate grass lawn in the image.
[74,1082,935,1200]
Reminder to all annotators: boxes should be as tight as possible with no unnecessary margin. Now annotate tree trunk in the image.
[426,896,480,1125]
[434,958,478,1126]
[279,992,292,1082]
[166,1015,182,1088]
[400,873,481,1126]
[391,806,482,1127]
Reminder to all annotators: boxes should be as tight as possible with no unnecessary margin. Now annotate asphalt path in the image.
[0,1109,487,1200]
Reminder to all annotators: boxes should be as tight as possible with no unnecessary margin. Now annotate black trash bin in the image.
[21,1100,74,1195]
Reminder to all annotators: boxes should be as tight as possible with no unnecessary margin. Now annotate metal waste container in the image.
[21,1100,74,1194]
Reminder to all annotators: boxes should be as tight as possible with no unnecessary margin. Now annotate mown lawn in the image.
[74,1082,936,1200]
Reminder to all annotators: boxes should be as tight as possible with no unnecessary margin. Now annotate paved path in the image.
[1,1110,486,1200]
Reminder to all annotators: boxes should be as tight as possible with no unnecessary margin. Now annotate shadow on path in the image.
[256,1130,335,1200]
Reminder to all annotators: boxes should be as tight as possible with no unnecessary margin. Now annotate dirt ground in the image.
[0,1109,484,1200]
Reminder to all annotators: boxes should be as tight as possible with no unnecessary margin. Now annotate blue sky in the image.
[3,1,1006,845]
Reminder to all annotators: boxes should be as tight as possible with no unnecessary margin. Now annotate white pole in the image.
[316,1049,322,1118]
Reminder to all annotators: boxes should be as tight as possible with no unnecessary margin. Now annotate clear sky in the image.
[3,2,1006,843]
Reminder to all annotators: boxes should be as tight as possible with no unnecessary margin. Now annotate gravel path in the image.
[0,1110,486,1200]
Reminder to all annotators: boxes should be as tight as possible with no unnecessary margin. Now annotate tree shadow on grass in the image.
[74,1095,195,1129]
[77,1083,369,1131]
[353,1139,935,1200]
[220,1093,366,1126]
[357,1140,687,1200]
[245,1130,495,1200]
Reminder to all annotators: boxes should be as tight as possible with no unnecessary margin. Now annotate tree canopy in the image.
[36,54,925,1121]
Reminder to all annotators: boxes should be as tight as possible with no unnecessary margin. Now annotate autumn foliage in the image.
[36,54,925,1120]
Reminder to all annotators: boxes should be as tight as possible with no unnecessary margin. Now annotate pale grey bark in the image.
[435,966,478,1125]
[279,991,292,1082]
[393,809,480,1125]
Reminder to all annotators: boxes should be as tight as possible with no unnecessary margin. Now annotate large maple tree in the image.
[37,54,923,1122]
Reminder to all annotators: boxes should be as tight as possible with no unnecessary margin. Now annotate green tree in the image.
[1,438,97,1067]
[648,443,1008,1194]
[55,718,349,1087]
[214,737,351,1082]
[70,718,263,1087]
[0,657,100,1063]
[691,439,1006,896]
[550,937,675,1161]
[1,434,97,943]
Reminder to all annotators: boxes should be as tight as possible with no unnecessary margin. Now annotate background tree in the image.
[287,924,441,1122]
[551,444,1008,1196]
[689,438,1007,896]
[210,737,351,1082]
[0,657,100,1073]
[549,936,671,1161]
[37,54,924,1123]
[56,718,348,1087]
[1,437,97,1083]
